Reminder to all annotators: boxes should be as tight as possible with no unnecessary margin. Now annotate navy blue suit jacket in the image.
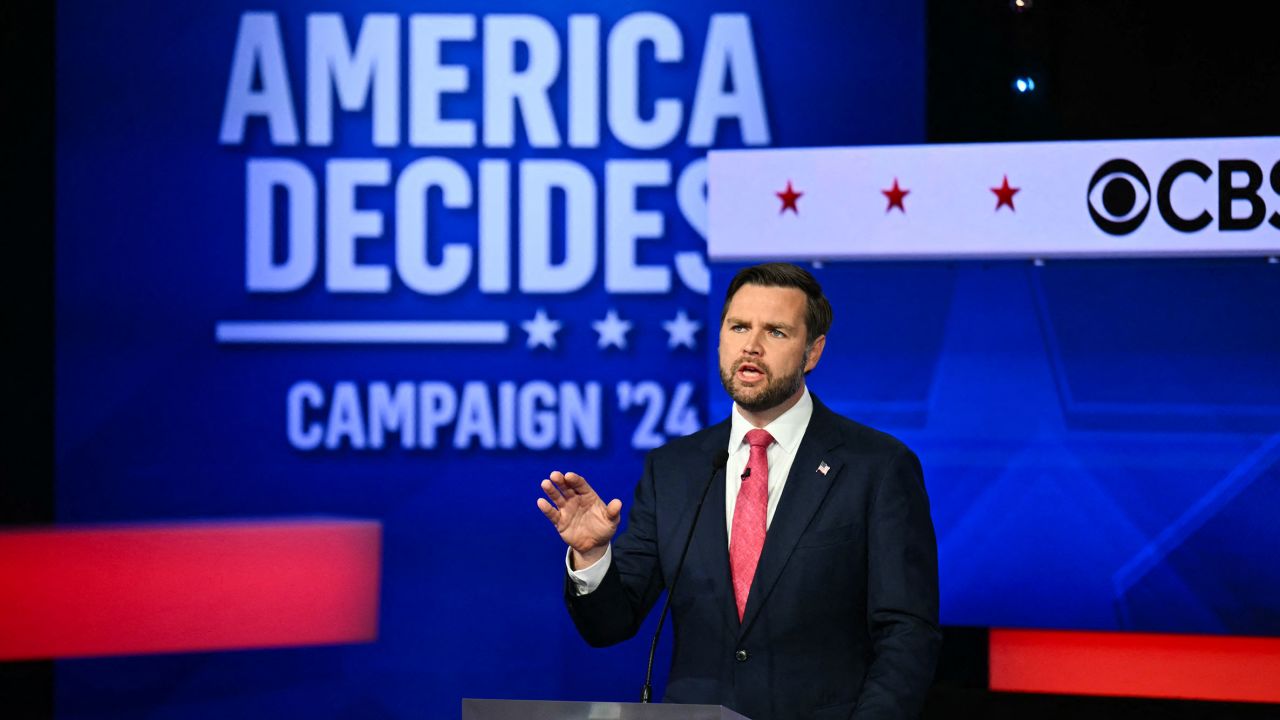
[566,396,940,720]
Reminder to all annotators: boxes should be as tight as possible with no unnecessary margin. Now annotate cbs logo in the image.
[1088,157,1280,236]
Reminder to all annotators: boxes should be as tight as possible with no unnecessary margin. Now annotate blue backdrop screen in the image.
[55,1,924,717]
[55,0,1280,717]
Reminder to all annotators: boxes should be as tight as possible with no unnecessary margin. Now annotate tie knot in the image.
[746,429,774,449]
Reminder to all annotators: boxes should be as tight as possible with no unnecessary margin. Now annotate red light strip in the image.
[990,628,1280,703]
[0,519,380,660]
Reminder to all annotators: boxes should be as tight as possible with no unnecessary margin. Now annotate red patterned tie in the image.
[730,428,773,622]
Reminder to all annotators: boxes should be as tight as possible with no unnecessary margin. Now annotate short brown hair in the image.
[720,263,832,346]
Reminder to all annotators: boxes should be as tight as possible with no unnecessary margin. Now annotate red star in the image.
[776,180,803,214]
[881,178,909,213]
[991,174,1020,212]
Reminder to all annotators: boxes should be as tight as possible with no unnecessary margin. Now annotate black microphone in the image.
[741,467,751,480]
[641,449,729,703]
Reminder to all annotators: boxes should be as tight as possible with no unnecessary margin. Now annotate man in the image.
[537,263,940,720]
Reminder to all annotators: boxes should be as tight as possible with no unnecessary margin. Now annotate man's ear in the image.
[804,335,826,373]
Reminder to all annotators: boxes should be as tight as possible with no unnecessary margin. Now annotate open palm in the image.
[537,471,622,561]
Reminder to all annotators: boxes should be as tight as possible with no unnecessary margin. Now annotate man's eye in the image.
[731,325,746,332]
[770,329,785,338]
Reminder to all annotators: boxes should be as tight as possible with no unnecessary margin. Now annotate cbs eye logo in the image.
[1088,159,1151,235]
[1088,156,1280,236]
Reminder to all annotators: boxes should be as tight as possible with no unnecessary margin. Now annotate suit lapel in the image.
[738,399,845,638]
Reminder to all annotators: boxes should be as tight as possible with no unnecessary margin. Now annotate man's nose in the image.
[741,331,764,355]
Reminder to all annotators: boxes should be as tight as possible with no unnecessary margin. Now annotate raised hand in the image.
[537,471,622,568]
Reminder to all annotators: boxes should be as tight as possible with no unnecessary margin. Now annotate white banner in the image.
[708,136,1280,260]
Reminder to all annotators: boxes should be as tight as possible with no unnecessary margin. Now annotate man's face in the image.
[718,284,825,414]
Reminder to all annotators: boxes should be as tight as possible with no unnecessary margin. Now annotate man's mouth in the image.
[736,362,767,383]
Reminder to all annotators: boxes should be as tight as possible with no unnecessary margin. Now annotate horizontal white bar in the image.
[708,136,1280,261]
[215,321,508,344]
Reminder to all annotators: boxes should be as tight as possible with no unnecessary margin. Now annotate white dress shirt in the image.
[567,388,814,595]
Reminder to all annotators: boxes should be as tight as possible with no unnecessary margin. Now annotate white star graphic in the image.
[521,308,562,349]
[592,309,633,350]
[662,309,701,350]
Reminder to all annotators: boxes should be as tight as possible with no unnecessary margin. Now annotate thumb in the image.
[605,498,622,521]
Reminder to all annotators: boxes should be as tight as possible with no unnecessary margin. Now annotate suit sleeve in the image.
[852,447,942,719]
[564,451,666,647]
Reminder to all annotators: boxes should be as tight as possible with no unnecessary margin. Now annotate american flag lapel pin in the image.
[817,461,830,476]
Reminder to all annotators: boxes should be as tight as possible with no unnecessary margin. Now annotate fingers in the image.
[548,471,595,499]
[548,470,576,498]
[540,471,599,523]
[562,471,593,496]
[605,498,622,520]
[536,497,559,523]
[540,478,565,506]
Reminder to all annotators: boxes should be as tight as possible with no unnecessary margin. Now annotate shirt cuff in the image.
[565,544,612,596]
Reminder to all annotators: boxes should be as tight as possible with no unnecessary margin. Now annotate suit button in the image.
[735,649,749,662]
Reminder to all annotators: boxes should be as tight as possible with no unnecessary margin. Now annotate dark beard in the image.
[719,356,806,414]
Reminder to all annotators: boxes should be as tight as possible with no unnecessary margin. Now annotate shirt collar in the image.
[728,386,813,455]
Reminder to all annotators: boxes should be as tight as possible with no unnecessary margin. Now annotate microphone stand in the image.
[641,449,729,703]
